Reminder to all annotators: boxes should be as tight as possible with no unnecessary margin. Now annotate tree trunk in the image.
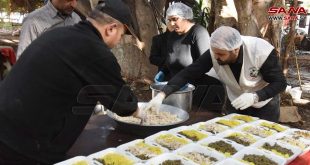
[234,0,260,36]
[212,0,238,31]
[253,0,284,57]
[282,0,298,77]
[81,0,161,80]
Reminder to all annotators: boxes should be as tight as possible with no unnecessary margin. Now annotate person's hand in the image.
[143,92,166,113]
[231,93,257,110]
[132,107,145,120]
[154,71,165,83]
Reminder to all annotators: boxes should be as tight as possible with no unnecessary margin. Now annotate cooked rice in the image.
[113,108,181,125]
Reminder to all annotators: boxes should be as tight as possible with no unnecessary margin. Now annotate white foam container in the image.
[217,130,262,147]
[191,121,230,135]
[222,113,259,123]
[283,128,310,141]
[173,143,225,164]
[117,139,168,162]
[55,156,92,165]
[144,153,197,165]
[232,147,286,165]
[197,136,244,157]
[144,131,192,151]
[269,132,310,155]
[216,158,247,165]
[252,139,302,163]
[169,125,212,142]
[235,123,278,138]
[251,119,290,133]
[87,148,139,164]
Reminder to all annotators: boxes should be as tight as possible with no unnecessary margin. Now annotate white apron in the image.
[211,36,274,108]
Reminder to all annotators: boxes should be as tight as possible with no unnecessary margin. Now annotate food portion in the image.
[160,160,183,165]
[178,130,209,141]
[216,119,242,128]
[242,125,275,138]
[207,140,237,156]
[242,154,278,165]
[181,152,217,165]
[261,143,294,158]
[94,153,134,165]
[231,114,256,122]
[155,134,190,150]
[224,132,256,146]
[277,136,310,150]
[125,141,164,160]
[199,123,228,134]
[259,121,287,132]
[291,130,310,140]
[72,161,88,165]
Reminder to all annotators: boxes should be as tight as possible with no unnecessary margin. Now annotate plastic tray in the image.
[223,113,259,123]
[232,147,286,165]
[173,143,225,164]
[169,126,212,142]
[235,123,278,138]
[217,130,261,147]
[117,139,168,161]
[54,156,92,165]
[252,139,302,163]
[144,153,197,165]
[197,136,244,157]
[87,148,139,165]
[144,131,192,151]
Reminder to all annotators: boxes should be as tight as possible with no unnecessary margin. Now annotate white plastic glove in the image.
[132,108,146,119]
[143,92,166,113]
[231,93,257,110]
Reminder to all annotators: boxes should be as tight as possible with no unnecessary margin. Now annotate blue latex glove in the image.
[154,71,165,83]
[179,83,189,91]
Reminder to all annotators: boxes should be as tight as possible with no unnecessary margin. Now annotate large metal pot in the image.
[150,82,195,112]
[107,102,189,137]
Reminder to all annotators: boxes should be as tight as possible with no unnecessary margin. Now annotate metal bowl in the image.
[107,102,189,137]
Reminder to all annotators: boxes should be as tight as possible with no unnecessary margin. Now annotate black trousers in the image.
[224,94,280,122]
[191,75,225,111]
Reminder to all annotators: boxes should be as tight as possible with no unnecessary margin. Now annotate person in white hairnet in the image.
[151,2,222,108]
[145,26,286,122]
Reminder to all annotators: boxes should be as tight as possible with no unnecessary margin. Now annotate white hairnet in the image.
[210,26,243,51]
[166,2,193,20]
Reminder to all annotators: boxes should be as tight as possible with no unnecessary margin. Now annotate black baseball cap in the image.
[95,0,139,39]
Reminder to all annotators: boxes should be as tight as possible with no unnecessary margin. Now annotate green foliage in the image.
[192,0,210,28]
[0,0,10,12]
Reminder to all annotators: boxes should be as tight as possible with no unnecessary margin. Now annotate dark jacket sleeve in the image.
[163,50,213,95]
[83,55,137,116]
[149,34,167,67]
[256,49,287,101]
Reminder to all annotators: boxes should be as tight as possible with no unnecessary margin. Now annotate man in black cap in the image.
[0,0,142,164]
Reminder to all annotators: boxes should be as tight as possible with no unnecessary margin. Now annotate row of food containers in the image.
[55,113,310,165]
